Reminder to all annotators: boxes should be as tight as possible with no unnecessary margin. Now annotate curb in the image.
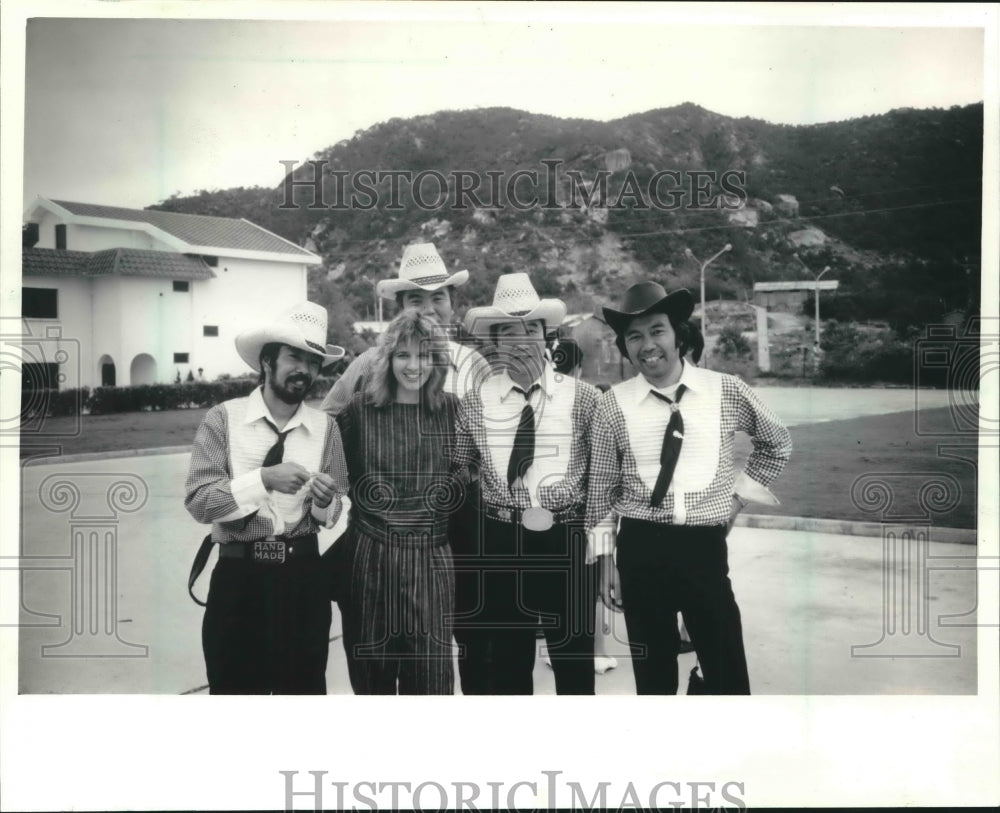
[735,513,976,544]
[21,445,192,466]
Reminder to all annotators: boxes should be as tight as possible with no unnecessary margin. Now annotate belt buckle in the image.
[252,537,286,564]
[521,507,554,532]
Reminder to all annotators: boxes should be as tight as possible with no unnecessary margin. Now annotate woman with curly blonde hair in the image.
[336,310,462,694]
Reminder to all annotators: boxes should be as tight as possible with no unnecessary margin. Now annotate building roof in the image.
[754,280,839,292]
[48,199,315,258]
[23,247,215,280]
[21,248,92,277]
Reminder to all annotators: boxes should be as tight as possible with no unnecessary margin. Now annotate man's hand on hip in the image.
[727,495,747,534]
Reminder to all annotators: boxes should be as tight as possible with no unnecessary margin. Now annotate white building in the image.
[21,197,321,389]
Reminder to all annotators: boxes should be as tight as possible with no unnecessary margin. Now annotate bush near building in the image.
[21,377,337,417]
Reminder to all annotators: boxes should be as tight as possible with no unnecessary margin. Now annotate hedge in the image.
[20,377,337,417]
[20,387,90,419]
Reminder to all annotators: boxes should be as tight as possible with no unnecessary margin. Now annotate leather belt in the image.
[483,503,583,529]
[218,533,319,564]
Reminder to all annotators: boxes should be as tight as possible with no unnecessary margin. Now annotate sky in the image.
[18,6,988,210]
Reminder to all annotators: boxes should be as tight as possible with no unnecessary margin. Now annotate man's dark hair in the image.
[687,321,705,365]
[258,342,282,385]
[552,338,584,374]
[614,312,695,361]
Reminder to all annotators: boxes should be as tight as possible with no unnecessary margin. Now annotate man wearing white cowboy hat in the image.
[185,301,349,694]
[452,272,600,694]
[586,281,792,695]
[320,242,488,416]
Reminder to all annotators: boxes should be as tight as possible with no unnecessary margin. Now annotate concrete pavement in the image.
[17,452,977,695]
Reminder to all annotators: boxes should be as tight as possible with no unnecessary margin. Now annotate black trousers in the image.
[453,515,595,695]
[202,555,332,694]
[617,519,750,695]
[449,481,481,695]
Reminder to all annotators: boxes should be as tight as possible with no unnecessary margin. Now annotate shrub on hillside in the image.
[717,324,751,358]
[818,320,913,384]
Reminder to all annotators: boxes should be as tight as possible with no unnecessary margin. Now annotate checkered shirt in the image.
[453,364,600,512]
[185,387,349,543]
[586,364,792,558]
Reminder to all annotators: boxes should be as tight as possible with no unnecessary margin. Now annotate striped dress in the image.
[336,391,460,694]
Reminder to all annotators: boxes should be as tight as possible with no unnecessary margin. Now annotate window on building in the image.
[23,222,39,248]
[203,325,219,337]
[22,287,58,318]
[55,224,67,250]
[173,280,190,292]
[173,353,189,363]
[22,362,59,390]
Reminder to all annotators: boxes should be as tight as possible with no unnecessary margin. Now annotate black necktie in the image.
[507,384,540,488]
[649,384,687,508]
[262,417,293,467]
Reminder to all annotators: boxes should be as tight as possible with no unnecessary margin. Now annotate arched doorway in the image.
[129,353,157,385]
[98,354,116,387]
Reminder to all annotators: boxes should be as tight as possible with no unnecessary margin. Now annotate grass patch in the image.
[738,407,976,529]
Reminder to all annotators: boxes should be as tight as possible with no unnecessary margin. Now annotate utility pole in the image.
[684,243,732,367]
[793,254,832,373]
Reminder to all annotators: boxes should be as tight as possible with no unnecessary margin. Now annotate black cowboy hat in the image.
[602,282,695,335]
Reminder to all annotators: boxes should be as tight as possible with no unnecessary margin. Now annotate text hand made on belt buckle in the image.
[253,538,286,564]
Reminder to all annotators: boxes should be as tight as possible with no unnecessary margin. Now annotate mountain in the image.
[150,103,983,348]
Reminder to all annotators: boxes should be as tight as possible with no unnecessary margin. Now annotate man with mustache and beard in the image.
[587,282,792,695]
[185,302,349,694]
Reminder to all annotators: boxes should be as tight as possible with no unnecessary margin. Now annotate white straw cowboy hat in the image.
[235,301,345,372]
[464,272,567,334]
[375,243,470,299]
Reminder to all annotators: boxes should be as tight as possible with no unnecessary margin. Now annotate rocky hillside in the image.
[151,103,983,349]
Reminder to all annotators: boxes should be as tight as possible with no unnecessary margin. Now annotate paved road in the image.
[18,452,978,695]
[752,385,959,426]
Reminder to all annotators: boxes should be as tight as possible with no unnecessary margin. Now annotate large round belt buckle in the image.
[522,507,554,532]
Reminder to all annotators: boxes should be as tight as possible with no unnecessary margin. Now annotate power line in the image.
[617,196,981,238]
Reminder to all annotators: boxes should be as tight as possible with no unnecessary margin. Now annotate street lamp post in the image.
[360,274,383,328]
[793,254,831,371]
[684,243,732,366]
